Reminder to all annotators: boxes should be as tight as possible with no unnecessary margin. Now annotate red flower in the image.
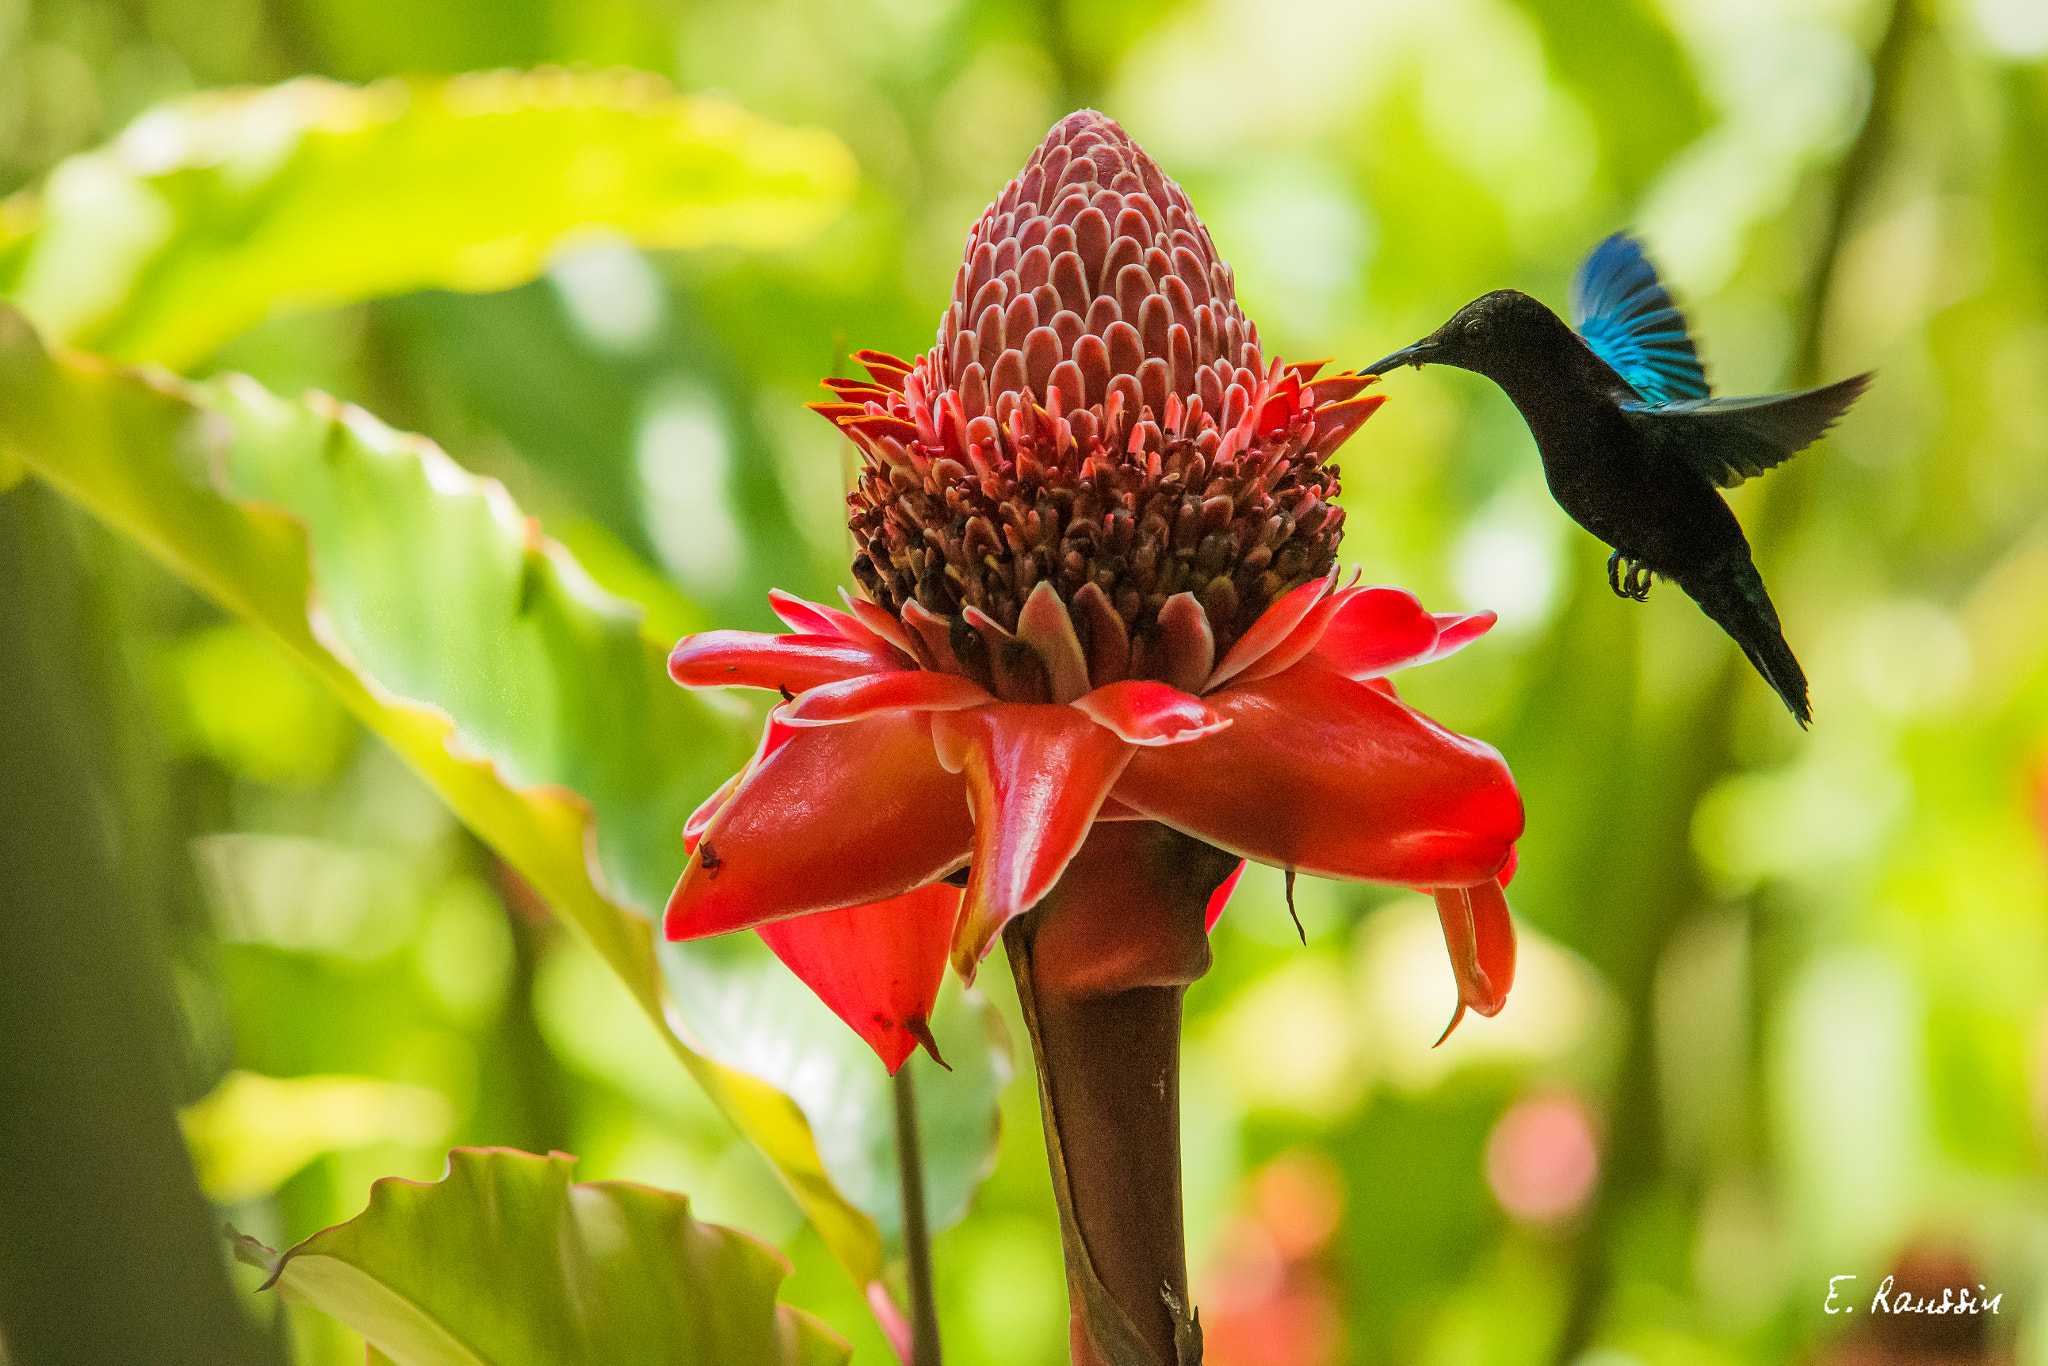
[664,112,1523,1072]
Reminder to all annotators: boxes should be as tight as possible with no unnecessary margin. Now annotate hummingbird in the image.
[1364,233,1871,727]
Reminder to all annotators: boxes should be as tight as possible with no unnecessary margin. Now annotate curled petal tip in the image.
[1421,609,1499,666]
[906,1015,951,1070]
[1496,844,1520,889]
[1431,880,1517,1039]
[1203,858,1248,934]
[758,885,959,1073]
[1072,680,1229,747]
[782,669,992,726]
[669,628,899,693]
[1433,1002,1467,1048]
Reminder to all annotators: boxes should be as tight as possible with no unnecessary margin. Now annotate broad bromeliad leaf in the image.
[231,1147,848,1366]
[0,305,1008,1306]
[0,69,854,367]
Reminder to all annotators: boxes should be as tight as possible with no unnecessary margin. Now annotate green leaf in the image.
[0,304,884,1289]
[662,947,1014,1245]
[1,71,854,367]
[230,1147,848,1366]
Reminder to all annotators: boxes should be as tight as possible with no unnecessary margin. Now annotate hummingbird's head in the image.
[1363,290,1555,380]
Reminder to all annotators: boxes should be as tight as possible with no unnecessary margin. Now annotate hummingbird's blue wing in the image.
[1570,233,1710,405]
[1619,373,1873,488]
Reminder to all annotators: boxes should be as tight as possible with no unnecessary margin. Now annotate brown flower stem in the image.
[892,1061,944,1366]
[1003,823,1240,1366]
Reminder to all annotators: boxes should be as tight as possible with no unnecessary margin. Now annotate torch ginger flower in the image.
[665,111,1523,1073]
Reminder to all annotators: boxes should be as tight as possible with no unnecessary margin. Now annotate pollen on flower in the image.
[812,111,1386,677]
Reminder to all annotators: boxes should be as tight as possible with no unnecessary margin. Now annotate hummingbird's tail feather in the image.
[1678,552,1811,727]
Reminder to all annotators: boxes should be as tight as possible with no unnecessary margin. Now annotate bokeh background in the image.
[3,0,2047,1362]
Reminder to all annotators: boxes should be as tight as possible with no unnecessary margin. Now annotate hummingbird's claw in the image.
[1607,551,1654,601]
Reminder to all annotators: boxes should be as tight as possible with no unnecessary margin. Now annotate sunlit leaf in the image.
[230,1147,848,1366]
[156,622,358,785]
[0,305,899,1287]
[663,950,1014,1244]
[183,1070,454,1204]
[0,70,855,367]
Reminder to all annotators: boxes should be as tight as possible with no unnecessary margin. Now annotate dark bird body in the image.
[1366,234,1871,727]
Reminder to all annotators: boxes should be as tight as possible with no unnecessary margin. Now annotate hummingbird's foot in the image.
[1625,559,1654,601]
[1608,551,1654,601]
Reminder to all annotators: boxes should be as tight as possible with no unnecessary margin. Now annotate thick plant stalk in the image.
[1004,823,1240,1366]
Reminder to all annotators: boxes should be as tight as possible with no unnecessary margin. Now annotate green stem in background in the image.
[893,1063,944,1366]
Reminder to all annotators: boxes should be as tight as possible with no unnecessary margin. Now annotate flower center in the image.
[816,112,1375,685]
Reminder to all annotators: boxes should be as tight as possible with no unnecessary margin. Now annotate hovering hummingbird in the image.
[1364,233,1871,727]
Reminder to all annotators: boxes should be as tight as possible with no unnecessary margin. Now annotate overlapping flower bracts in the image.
[663,111,1524,1072]
[667,576,1522,1069]
[814,112,1382,659]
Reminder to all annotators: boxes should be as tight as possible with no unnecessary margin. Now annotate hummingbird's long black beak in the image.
[1362,339,1438,375]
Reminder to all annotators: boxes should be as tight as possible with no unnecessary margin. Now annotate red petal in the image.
[1431,879,1517,1044]
[931,705,1135,977]
[682,771,739,855]
[1298,586,1441,679]
[768,587,859,638]
[1205,572,1333,691]
[1256,384,1294,436]
[1205,859,1248,932]
[666,712,971,939]
[782,670,993,726]
[1111,665,1522,886]
[687,707,806,853]
[766,587,915,664]
[1153,591,1214,694]
[1229,586,1349,688]
[839,587,921,659]
[757,883,960,1074]
[1071,680,1229,746]
[669,630,899,693]
[1420,610,1497,666]
[1016,582,1091,704]
[1308,391,1387,455]
[1094,795,1148,821]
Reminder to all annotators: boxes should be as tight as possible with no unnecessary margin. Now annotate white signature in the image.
[1824,1274,2001,1315]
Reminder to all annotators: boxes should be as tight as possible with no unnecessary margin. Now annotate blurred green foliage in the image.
[230,1147,847,1365]
[0,301,1018,1302]
[2,0,2047,1364]
[0,70,853,365]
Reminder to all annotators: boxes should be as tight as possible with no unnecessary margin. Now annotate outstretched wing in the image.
[1620,373,1873,488]
[1570,232,1710,405]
